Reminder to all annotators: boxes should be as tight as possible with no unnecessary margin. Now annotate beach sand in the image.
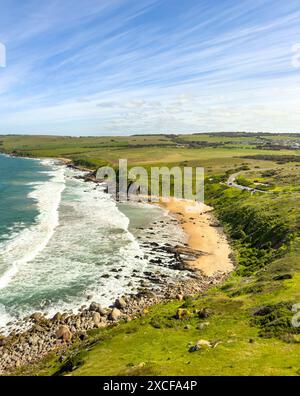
[159,198,234,277]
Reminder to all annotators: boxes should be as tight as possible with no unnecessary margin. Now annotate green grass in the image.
[22,252,299,376]
[51,238,298,377]
[1,134,299,169]
[3,133,299,376]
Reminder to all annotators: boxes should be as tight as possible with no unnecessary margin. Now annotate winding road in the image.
[226,170,270,194]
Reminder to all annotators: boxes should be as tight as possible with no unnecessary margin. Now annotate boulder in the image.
[30,312,44,323]
[28,335,39,346]
[75,319,81,330]
[89,302,100,311]
[89,302,106,315]
[33,324,45,332]
[55,325,72,342]
[115,297,127,310]
[61,313,69,321]
[92,312,101,327]
[109,308,121,321]
[52,312,62,322]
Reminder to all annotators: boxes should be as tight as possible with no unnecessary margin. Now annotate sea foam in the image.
[0,160,65,290]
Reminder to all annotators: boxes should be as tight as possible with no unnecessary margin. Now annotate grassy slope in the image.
[22,246,300,376]
[2,133,299,376]
[0,134,299,168]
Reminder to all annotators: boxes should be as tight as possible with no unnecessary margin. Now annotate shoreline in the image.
[158,198,234,277]
[0,155,234,375]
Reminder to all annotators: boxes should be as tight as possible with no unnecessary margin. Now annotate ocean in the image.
[0,154,187,331]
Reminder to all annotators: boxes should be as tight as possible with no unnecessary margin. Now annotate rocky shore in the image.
[0,270,225,375]
[0,159,233,375]
[0,205,220,375]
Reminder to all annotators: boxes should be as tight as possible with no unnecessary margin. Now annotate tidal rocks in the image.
[28,335,39,346]
[0,270,227,375]
[56,325,72,342]
[89,302,100,312]
[109,308,122,321]
[30,312,44,323]
[33,324,46,333]
[114,297,127,310]
[92,312,101,327]
[52,312,62,322]
[89,302,106,315]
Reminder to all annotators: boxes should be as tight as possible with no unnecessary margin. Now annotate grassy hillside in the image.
[19,189,300,376]
[2,133,299,376]
[0,133,299,169]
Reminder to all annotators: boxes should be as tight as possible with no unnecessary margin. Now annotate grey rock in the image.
[115,297,127,310]
[55,325,72,342]
[109,308,122,321]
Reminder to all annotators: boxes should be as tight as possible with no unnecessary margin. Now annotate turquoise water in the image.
[0,155,186,331]
[0,155,51,244]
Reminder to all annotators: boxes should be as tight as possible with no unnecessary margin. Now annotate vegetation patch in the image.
[53,350,87,376]
[251,302,300,339]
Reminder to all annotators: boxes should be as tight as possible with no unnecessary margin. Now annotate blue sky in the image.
[0,0,300,135]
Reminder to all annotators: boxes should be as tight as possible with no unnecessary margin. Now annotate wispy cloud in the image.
[0,0,300,134]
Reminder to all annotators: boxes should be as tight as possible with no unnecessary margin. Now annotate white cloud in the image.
[0,0,300,134]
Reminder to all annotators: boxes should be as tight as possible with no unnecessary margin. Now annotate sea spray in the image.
[0,160,187,331]
[0,161,65,289]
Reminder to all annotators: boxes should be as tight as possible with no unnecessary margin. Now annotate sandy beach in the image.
[159,198,234,277]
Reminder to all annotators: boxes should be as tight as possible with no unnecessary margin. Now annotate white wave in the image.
[0,304,10,329]
[0,166,186,330]
[0,161,65,289]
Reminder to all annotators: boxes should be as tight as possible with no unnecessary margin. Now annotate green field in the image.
[1,133,300,376]
[1,133,299,169]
